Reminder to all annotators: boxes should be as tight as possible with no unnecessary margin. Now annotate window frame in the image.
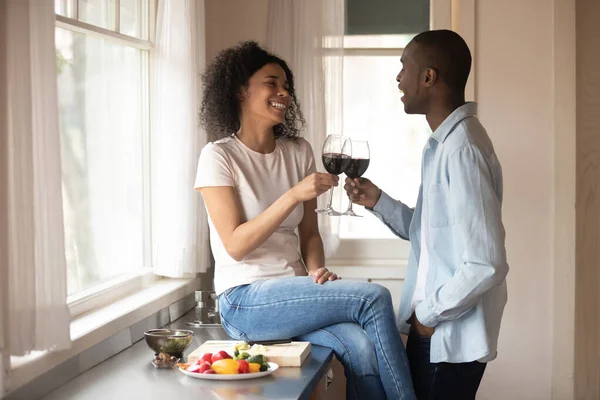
[328,0,476,267]
[55,0,159,315]
[327,37,415,265]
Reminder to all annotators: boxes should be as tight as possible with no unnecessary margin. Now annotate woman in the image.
[195,41,415,400]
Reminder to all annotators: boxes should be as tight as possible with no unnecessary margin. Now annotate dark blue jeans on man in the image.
[407,330,487,400]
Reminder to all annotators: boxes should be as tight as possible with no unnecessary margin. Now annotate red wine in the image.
[345,158,370,178]
[322,153,351,175]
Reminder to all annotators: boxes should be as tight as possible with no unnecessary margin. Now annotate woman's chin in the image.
[270,116,285,126]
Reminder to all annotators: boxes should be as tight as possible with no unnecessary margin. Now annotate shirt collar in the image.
[430,102,478,143]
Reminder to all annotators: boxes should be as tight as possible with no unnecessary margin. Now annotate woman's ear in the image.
[238,86,249,103]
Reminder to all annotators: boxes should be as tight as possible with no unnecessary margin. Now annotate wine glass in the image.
[315,135,352,216]
[342,140,370,217]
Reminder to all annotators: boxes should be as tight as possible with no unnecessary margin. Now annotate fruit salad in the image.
[178,345,270,375]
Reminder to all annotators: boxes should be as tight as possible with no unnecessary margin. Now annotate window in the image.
[54,0,154,300]
[337,0,431,242]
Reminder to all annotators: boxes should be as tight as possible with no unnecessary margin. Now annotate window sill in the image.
[8,277,201,394]
[330,238,411,261]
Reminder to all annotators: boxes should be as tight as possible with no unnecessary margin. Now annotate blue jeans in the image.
[218,277,416,400]
[407,331,487,399]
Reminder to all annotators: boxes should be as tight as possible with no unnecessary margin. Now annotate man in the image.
[345,30,508,399]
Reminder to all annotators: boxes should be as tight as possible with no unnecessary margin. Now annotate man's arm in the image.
[369,191,414,240]
[415,145,508,328]
[345,177,414,240]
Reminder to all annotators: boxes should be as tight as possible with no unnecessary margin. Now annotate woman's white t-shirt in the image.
[194,135,317,295]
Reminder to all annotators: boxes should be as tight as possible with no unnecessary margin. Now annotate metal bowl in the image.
[144,329,194,358]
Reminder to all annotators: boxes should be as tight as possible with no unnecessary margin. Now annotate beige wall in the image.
[204,0,268,61]
[476,1,555,399]
[204,1,571,399]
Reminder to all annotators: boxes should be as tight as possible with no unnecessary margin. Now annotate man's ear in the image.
[423,67,438,87]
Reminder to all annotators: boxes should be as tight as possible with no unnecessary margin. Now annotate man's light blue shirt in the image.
[370,102,508,363]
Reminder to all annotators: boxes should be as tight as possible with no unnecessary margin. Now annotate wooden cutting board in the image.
[187,340,311,367]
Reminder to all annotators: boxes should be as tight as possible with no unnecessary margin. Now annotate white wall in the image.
[205,1,559,399]
[476,1,554,399]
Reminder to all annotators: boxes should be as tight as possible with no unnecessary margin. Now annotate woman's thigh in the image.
[218,277,393,341]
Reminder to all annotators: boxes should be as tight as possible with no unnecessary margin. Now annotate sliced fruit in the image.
[187,364,202,373]
[237,360,250,374]
[199,353,213,365]
[198,362,212,373]
[211,350,232,364]
[235,342,251,352]
[211,358,240,374]
[248,363,261,373]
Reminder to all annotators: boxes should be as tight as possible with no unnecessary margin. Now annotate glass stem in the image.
[326,186,335,209]
[346,194,354,213]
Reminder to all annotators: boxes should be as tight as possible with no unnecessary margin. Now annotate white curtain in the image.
[151,0,210,277]
[0,0,72,394]
[266,0,345,257]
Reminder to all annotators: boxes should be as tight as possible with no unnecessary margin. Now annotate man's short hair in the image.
[411,30,472,94]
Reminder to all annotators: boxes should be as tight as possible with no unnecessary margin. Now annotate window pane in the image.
[55,27,145,295]
[346,0,430,35]
[343,34,415,49]
[120,0,148,39]
[55,0,74,18]
[338,55,430,239]
[79,0,116,30]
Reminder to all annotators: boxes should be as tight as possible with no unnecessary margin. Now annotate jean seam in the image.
[223,294,375,309]
[428,364,439,400]
[222,291,233,306]
[364,297,405,400]
[221,316,249,341]
[315,328,359,400]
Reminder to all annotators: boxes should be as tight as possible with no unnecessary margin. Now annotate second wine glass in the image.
[315,135,352,216]
[342,140,370,217]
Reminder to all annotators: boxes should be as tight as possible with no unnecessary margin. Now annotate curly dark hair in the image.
[200,41,305,141]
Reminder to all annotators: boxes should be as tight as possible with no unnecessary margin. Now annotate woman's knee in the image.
[364,282,393,305]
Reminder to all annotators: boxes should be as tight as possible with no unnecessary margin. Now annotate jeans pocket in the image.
[220,284,248,308]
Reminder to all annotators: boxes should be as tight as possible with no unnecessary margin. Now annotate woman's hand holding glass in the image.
[291,172,339,203]
[316,135,352,216]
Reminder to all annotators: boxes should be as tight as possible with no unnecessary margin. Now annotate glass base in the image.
[315,207,343,216]
[342,209,363,217]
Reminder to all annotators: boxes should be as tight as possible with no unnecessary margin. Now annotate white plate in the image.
[178,362,279,380]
